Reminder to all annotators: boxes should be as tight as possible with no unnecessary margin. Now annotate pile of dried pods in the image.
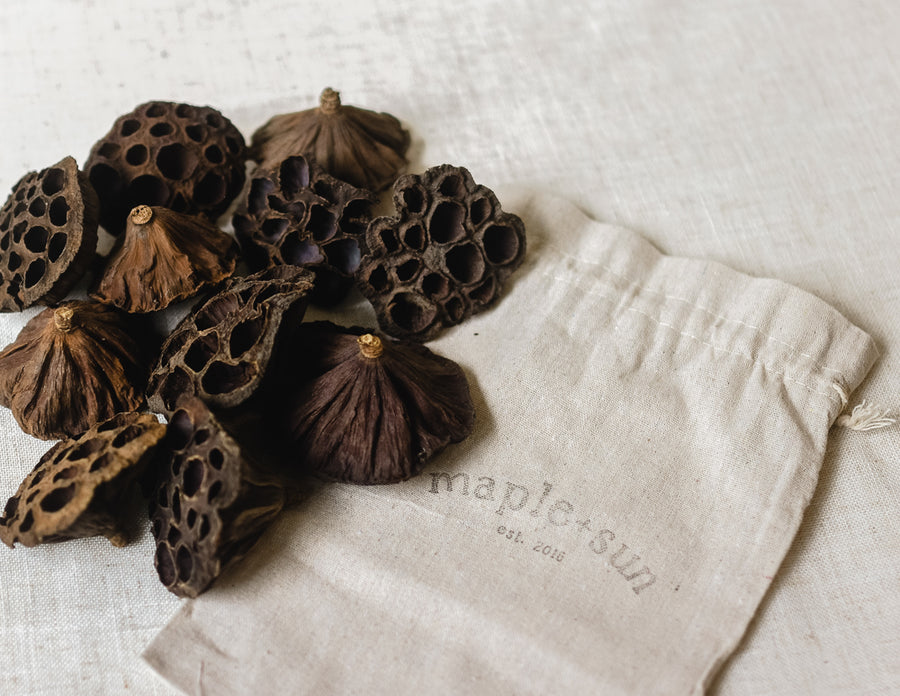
[0,88,525,597]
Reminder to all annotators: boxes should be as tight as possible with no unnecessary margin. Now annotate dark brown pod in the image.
[284,321,475,484]
[0,412,166,548]
[0,301,155,439]
[146,266,315,415]
[90,205,238,313]
[85,101,247,235]
[249,87,410,192]
[232,155,376,306]
[150,396,286,598]
[0,156,99,311]
[358,165,526,341]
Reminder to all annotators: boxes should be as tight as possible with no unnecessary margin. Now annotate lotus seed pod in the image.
[358,164,526,341]
[249,87,410,192]
[0,302,156,440]
[90,205,238,313]
[232,155,376,306]
[150,396,286,598]
[85,101,246,234]
[0,412,166,548]
[0,156,99,311]
[146,266,315,415]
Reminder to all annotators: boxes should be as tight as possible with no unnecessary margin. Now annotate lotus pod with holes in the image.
[249,87,410,192]
[85,101,246,235]
[90,205,239,313]
[0,156,99,311]
[358,165,526,341]
[0,412,165,548]
[232,155,376,306]
[150,396,286,597]
[283,322,475,484]
[0,301,155,439]
[146,266,315,416]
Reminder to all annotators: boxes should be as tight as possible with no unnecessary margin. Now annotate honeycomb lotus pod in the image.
[232,155,376,306]
[358,165,526,341]
[0,156,99,311]
[85,101,247,235]
[283,322,475,484]
[146,265,315,415]
[90,205,238,313]
[249,87,410,192]
[0,412,166,548]
[0,301,155,439]
[150,396,287,598]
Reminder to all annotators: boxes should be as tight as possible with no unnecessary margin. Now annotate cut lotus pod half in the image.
[232,155,376,306]
[0,412,166,548]
[150,396,287,598]
[0,301,156,439]
[358,164,526,341]
[90,205,238,313]
[0,155,99,311]
[249,87,410,192]
[283,321,475,484]
[146,265,315,415]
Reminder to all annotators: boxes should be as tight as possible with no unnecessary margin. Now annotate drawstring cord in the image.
[832,384,897,432]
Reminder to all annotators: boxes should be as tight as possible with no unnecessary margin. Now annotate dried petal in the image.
[0,412,166,548]
[85,101,247,234]
[150,396,286,597]
[232,155,375,306]
[146,266,315,415]
[249,87,410,192]
[0,156,99,311]
[358,164,526,341]
[90,205,238,313]
[0,301,155,439]
[284,322,475,484]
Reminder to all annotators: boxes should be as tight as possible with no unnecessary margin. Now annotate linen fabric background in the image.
[0,1,898,694]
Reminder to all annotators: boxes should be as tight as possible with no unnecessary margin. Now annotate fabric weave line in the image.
[546,244,865,379]
[543,270,843,405]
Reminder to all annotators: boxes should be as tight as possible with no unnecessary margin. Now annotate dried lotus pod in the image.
[284,322,475,484]
[150,396,286,597]
[0,156,99,311]
[249,87,410,192]
[358,164,526,341]
[146,266,315,415]
[90,205,238,313]
[0,412,165,548]
[85,101,247,235]
[0,301,155,439]
[233,155,376,306]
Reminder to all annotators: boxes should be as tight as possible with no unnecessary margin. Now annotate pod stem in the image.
[319,87,341,114]
[357,333,383,359]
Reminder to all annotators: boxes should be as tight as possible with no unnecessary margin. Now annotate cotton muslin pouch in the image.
[144,192,878,695]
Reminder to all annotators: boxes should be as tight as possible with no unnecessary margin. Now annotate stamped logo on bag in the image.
[427,472,656,594]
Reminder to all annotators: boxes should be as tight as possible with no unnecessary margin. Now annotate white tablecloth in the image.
[1,1,897,694]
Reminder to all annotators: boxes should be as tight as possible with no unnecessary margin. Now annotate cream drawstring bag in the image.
[144,192,879,695]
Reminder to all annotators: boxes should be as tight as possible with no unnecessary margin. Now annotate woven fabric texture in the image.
[0,1,898,694]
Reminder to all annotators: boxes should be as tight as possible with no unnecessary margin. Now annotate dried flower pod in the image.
[249,87,410,192]
[146,266,315,415]
[358,165,526,341]
[150,396,286,597]
[85,101,247,235]
[0,301,155,439]
[90,205,238,313]
[0,412,166,548]
[232,155,376,306]
[284,322,475,484]
[0,156,99,311]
